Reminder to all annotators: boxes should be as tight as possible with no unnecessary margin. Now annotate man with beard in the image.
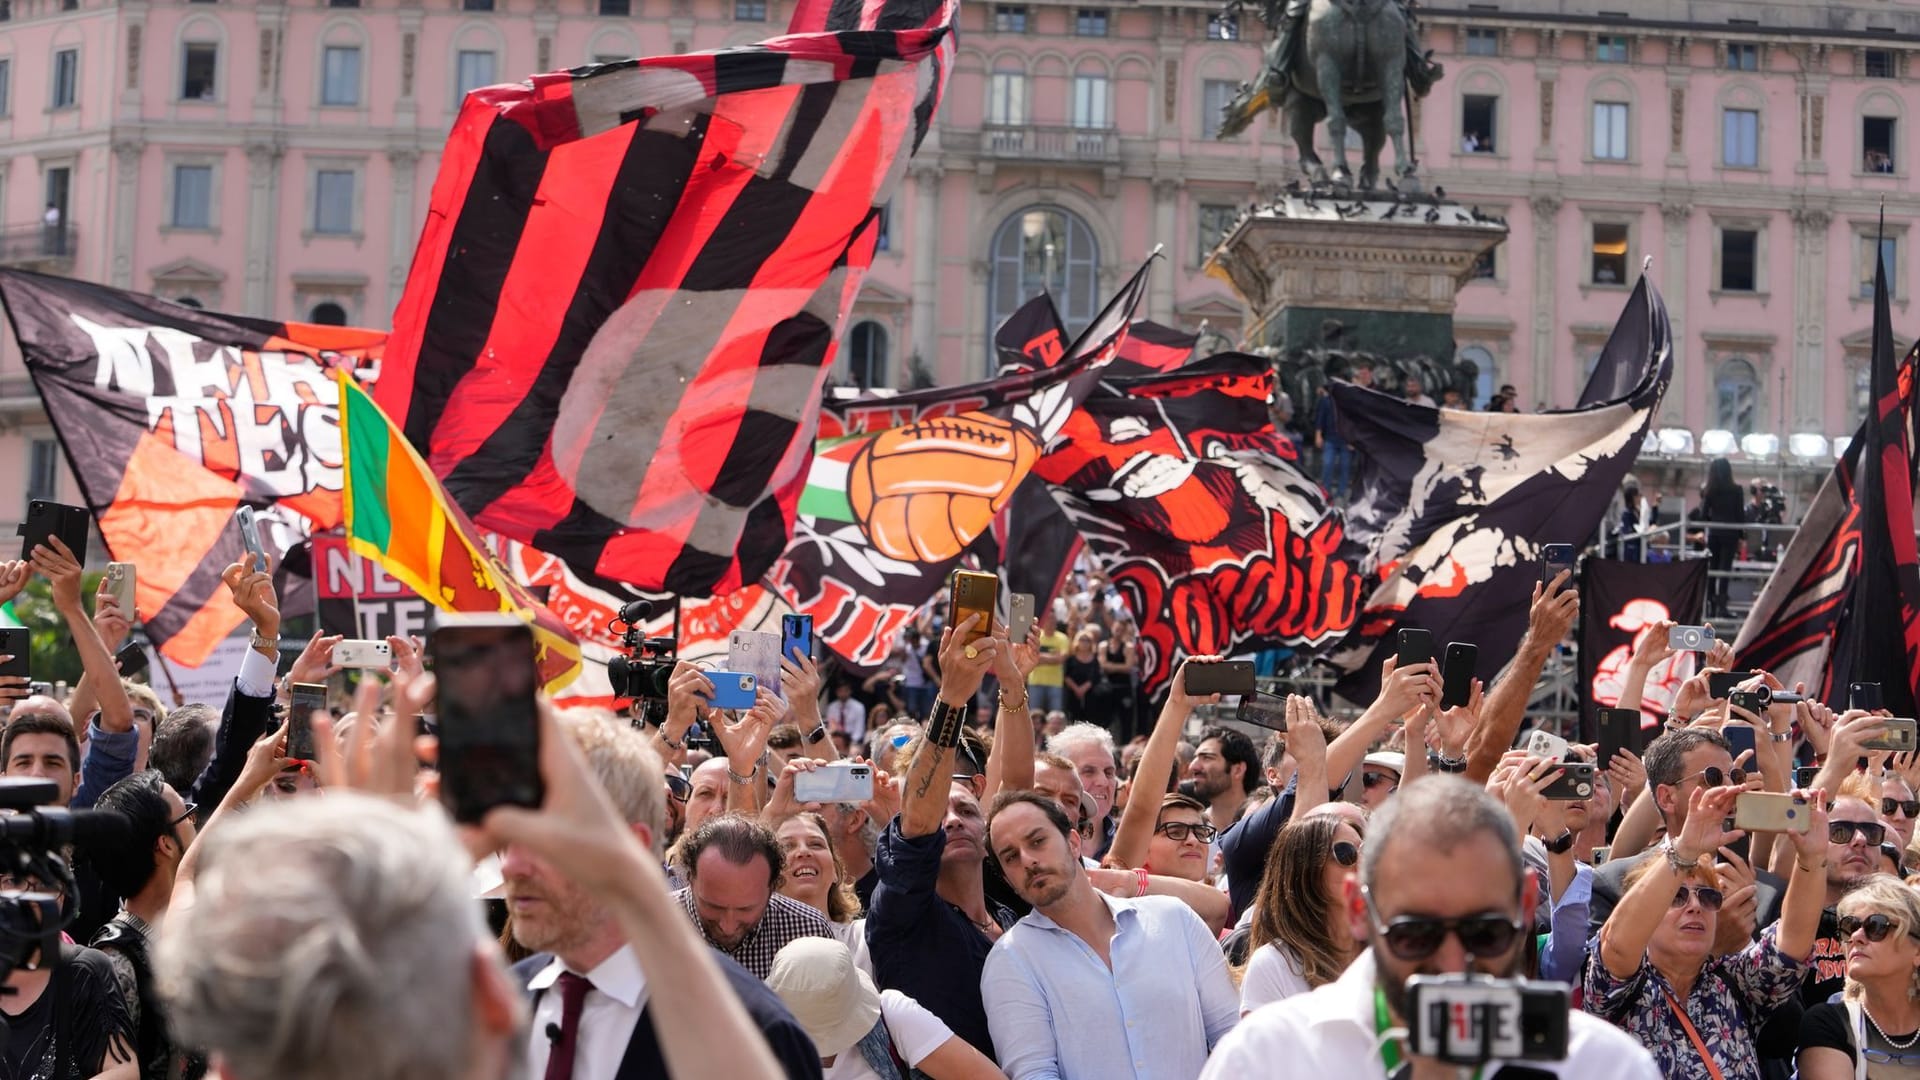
[981,791,1237,1078]
[1186,727,1258,836]
[1201,776,1658,1080]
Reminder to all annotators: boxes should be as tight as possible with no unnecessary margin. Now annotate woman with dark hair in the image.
[1697,457,1748,617]
[1239,809,1366,1014]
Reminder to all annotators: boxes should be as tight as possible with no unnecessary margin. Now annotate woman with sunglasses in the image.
[774,811,873,976]
[1586,784,1830,1080]
[1881,773,1918,853]
[1238,813,1365,1014]
[1798,875,1920,1080]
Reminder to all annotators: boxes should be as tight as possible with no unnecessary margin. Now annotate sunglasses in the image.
[1886,798,1920,818]
[1883,842,1908,867]
[1838,913,1919,943]
[170,801,199,829]
[1677,767,1747,789]
[1831,821,1889,846]
[1362,772,1399,791]
[1332,841,1360,867]
[1670,885,1724,911]
[1362,888,1524,961]
[1154,821,1217,843]
[664,775,691,802]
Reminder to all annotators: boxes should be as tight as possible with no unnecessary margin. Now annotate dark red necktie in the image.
[543,971,594,1080]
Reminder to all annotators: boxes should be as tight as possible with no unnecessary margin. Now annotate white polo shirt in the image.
[1199,950,1660,1080]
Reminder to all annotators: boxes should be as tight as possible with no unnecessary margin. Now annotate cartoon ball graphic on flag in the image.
[848,413,1041,562]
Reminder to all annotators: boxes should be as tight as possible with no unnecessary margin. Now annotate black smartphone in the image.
[0,628,27,681]
[1542,761,1596,800]
[114,640,149,677]
[1708,670,1755,700]
[1794,765,1822,789]
[1440,642,1477,708]
[285,682,326,762]
[1723,723,1758,761]
[1851,682,1884,712]
[1184,660,1256,696]
[1728,689,1766,716]
[1396,627,1435,670]
[781,614,814,666]
[1596,707,1645,764]
[1236,695,1287,731]
[432,614,543,824]
[17,500,90,564]
[1541,543,1575,587]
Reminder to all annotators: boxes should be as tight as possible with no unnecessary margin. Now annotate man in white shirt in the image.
[824,683,868,746]
[982,791,1238,1079]
[1201,776,1658,1080]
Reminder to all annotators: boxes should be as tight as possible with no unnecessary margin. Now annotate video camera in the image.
[1404,974,1569,1066]
[0,777,130,990]
[605,600,679,727]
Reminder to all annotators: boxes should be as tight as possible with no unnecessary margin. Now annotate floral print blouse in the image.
[1583,924,1808,1080]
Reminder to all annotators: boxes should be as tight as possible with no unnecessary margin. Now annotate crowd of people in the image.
[0,530,1917,1080]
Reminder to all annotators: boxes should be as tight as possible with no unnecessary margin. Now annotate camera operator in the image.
[1201,775,1657,1080]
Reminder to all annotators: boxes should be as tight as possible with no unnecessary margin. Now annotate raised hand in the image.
[1605,747,1647,805]
[0,561,28,609]
[1801,699,1837,759]
[386,635,426,679]
[287,631,344,686]
[1374,655,1440,721]
[30,537,84,614]
[715,688,784,769]
[220,553,280,638]
[1529,570,1580,646]
[1629,619,1677,672]
[935,615,998,706]
[1783,789,1832,865]
[764,757,826,820]
[1168,655,1226,711]
[1431,677,1483,759]
[92,586,132,653]
[1672,784,1746,864]
[666,661,715,738]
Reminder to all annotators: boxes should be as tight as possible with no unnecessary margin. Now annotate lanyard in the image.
[1375,989,1485,1080]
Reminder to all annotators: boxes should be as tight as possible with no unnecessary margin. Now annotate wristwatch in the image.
[249,629,278,651]
[1543,829,1577,855]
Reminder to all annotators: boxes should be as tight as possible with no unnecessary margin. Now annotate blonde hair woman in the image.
[1797,875,1920,1079]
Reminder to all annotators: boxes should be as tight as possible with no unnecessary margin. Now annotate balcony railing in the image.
[978,124,1120,164]
[0,225,77,270]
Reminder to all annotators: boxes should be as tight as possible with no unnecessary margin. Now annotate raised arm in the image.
[36,538,133,735]
[1107,657,1220,870]
[901,618,994,838]
[983,626,1040,800]
[1598,784,1742,979]
[1466,572,1579,783]
[1613,619,1676,715]
[716,690,784,814]
[66,576,135,731]
[1774,791,1832,961]
[1327,656,1437,785]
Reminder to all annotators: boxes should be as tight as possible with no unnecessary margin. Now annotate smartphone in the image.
[1396,627,1435,670]
[431,614,543,824]
[1440,642,1478,709]
[1526,729,1570,761]
[1734,792,1812,833]
[950,570,998,645]
[1237,695,1288,731]
[1864,718,1919,753]
[0,628,28,681]
[114,640,149,677]
[1541,543,1575,587]
[18,500,90,564]
[729,631,785,702]
[1723,723,1758,761]
[1184,660,1256,696]
[1708,670,1755,700]
[235,505,267,566]
[1596,707,1645,764]
[1542,761,1595,800]
[1591,846,1610,867]
[285,682,327,763]
[780,614,814,666]
[103,562,136,619]
[1794,765,1822,788]
[1727,690,1766,716]
[332,640,392,670]
[1668,624,1714,652]
[1851,682,1885,712]
[793,762,875,803]
[706,671,759,710]
[1007,593,1036,646]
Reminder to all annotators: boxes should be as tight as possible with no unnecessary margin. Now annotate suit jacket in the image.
[511,951,823,1080]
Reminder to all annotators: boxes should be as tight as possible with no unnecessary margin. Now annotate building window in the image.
[1714,358,1760,436]
[989,207,1099,360]
[1206,14,1238,39]
[994,4,1026,32]
[321,45,361,106]
[1725,42,1758,71]
[1591,222,1629,284]
[327,0,358,8]
[1458,345,1496,406]
[1202,79,1235,139]
[600,0,630,12]
[455,50,496,97]
[1464,27,1498,56]
[51,48,78,109]
[1461,95,1497,153]
[1075,8,1107,35]
[1071,74,1108,129]
[181,42,217,100]
[1196,203,1236,263]
[987,69,1026,125]
[313,169,355,234]
[1722,108,1758,167]
[0,58,11,117]
[1861,235,1897,298]
[1854,361,1873,429]
[1470,248,1496,280]
[1719,228,1757,291]
[26,440,59,507]
[848,321,888,389]
[1865,49,1895,79]
[171,165,212,229]
[873,202,890,252]
[309,302,347,325]
[463,0,494,9]
[1865,116,1897,173]
[1596,34,1628,63]
[0,1,10,20]
[734,0,766,19]
[175,297,203,308]
[1592,101,1628,160]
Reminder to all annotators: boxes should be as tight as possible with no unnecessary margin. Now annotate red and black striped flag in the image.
[378,1,956,598]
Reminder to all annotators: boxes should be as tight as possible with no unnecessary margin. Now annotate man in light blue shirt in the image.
[981,790,1238,1080]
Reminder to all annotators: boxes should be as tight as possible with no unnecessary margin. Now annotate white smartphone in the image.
[729,631,785,702]
[1525,729,1570,761]
[794,762,875,803]
[1008,592,1036,645]
[333,639,393,670]
[104,562,136,619]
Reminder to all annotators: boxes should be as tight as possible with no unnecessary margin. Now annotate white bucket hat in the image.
[765,937,882,1060]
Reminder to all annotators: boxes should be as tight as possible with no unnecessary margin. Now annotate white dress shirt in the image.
[526,945,650,1080]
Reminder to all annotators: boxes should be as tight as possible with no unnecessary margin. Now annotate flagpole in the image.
[153,645,187,708]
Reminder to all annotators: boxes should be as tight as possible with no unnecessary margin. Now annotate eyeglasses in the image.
[1864,1048,1920,1066]
[1830,821,1889,846]
[1362,888,1524,961]
[664,775,691,802]
[1154,821,1217,843]
[1838,913,1920,943]
[1677,767,1747,789]
[1886,798,1920,818]
[169,801,198,829]
[1362,772,1399,791]
[1332,841,1360,867]
[1670,885,1724,911]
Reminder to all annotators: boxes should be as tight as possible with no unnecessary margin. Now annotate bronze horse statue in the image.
[1218,0,1440,191]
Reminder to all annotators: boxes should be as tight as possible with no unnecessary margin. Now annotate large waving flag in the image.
[376,0,957,599]
[338,374,581,689]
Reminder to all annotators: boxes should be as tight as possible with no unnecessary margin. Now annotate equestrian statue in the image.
[1217,0,1443,191]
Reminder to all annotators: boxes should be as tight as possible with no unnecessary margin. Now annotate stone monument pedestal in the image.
[1206,195,1508,362]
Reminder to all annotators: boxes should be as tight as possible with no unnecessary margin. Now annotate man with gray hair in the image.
[1201,776,1658,1079]
[1047,723,1119,856]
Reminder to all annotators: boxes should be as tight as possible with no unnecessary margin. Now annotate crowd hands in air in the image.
[0,547,1915,1080]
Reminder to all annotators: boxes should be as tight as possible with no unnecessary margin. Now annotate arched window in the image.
[176,296,204,309]
[1457,345,1494,408]
[309,302,348,326]
[848,321,888,389]
[1853,360,1873,430]
[988,207,1099,364]
[1714,357,1760,436]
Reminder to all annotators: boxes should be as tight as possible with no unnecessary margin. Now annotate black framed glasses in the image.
[1331,841,1360,867]
[1362,888,1524,961]
[1830,821,1889,846]
[1886,798,1920,818]
[1155,821,1217,843]
[1670,885,1724,911]
[664,774,691,802]
[169,801,198,829]
[1837,913,1919,943]
[1678,766,1747,789]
